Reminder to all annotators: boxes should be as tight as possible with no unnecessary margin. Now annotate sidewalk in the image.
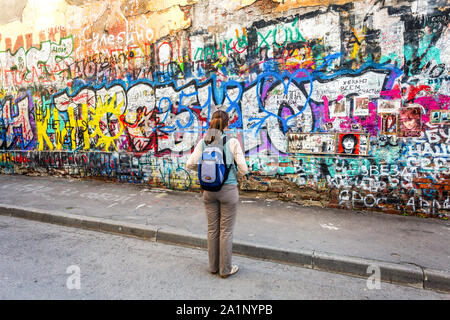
[0,174,449,292]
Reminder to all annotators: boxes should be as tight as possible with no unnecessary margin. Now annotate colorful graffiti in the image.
[0,1,448,218]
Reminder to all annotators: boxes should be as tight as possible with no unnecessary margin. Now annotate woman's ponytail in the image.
[204,110,229,145]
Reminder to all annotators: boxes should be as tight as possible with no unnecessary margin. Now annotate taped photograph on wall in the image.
[399,105,422,137]
[378,99,401,113]
[336,133,370,156]
[353,97,369,116]
[351,123,361,131]
[431,109,450,125]
[329,99,349,117]
[380,113,398,135]
[287,133,337,154]
[442,110,450,124]
[430,110,442,124]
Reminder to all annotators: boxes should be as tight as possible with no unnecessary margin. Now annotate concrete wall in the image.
[0,0,448,218]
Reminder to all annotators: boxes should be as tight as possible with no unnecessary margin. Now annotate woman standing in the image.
[186,110,248,278]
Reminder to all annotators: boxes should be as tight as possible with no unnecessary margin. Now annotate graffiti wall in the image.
[0,0,448,218]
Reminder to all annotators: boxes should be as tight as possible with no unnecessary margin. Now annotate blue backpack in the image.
[198,136,232,192]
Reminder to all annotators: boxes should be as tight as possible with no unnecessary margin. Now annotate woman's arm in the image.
[229,138,248,175]
[186,140,203,171]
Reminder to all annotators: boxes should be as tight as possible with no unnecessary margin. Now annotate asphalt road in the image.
[0,215,448,300]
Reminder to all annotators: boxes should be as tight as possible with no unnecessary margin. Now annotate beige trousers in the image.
[202,184,239,276]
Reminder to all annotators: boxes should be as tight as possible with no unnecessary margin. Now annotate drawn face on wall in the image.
[404,118,417,130]
[398,107,422,137]
[339,134,358,154]
[400,107,421,131]
[342,136,355,152]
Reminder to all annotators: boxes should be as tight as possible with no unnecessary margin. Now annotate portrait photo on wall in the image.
[330,98,348,117]
[336,133,370,156]
[378,99,401,113]
[380,113,398,135]
[353,96,370,116]
[287,133,337,154]
[351,123,361,131]
[325,122,334,130]
[399,105,422,137]
[430,110,442,124]
[440,110,450,124]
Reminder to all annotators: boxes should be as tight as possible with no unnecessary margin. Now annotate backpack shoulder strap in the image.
[222,135,228,167]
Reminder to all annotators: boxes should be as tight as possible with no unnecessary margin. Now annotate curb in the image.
[1,203,449,294]
[312,251,424,289]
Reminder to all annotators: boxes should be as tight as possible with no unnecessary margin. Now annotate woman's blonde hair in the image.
[204,110,229,145]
